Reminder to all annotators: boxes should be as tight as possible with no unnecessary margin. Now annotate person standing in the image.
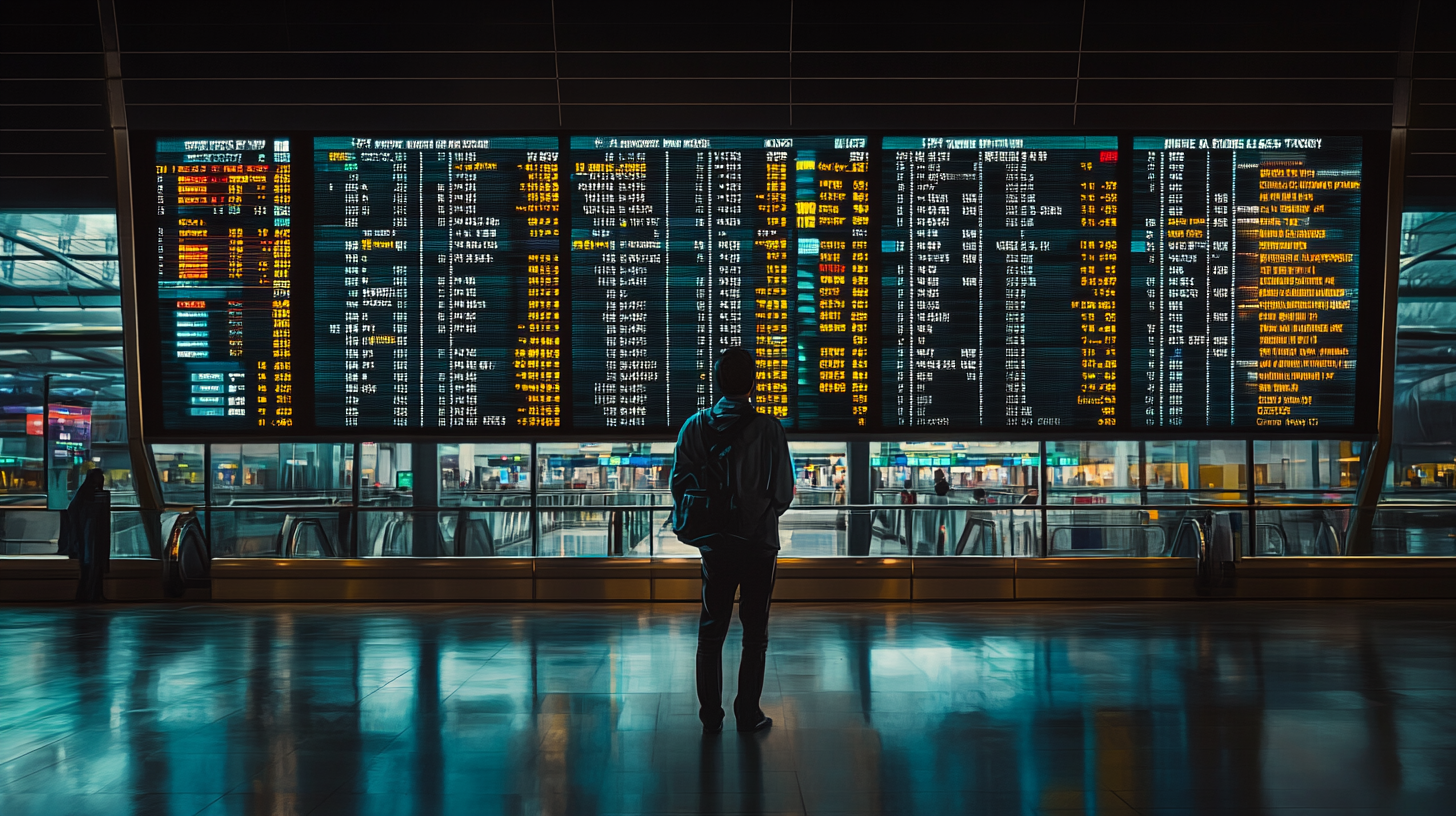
[670,347,793,734]
[61,469,107,601]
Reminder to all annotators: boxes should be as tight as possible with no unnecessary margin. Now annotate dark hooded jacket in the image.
[670,397,794,551]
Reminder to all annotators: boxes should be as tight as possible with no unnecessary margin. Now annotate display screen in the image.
[137,131,1378,438]
[313,137,562,429]
[568,135,873,431]
[153,137,295,429]
[882,136,1122,429]
[1132,136,1363,429]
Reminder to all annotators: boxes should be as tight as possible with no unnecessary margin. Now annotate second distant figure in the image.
[670,347,794,734]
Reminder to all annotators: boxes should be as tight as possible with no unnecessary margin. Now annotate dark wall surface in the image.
[3,0,1453,209]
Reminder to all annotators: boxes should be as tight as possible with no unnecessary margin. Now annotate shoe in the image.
[703,720,723,734]
[736,716,772,733]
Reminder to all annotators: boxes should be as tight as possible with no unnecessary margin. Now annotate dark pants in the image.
[696,547,778,728]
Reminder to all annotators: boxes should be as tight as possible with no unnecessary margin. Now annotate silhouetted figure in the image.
[671,347,792,734]
[62,469,107,601]
[933,468,950,498]
[972,487,988,504]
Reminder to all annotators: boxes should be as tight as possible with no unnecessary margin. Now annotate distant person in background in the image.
[933,468,950,498]
[670,347,793,734]
[62,469,106,601]
[1021,487,1039,505]
[972,487,988,504]
[899,479,917,505]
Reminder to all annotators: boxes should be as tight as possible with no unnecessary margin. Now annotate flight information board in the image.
[1132,136,1362,429]
[882,136,1121,429]
[314,136,562,429]
[569,135,873,431]
[153,137,296,430]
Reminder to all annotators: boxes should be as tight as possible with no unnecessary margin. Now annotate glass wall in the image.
[0,212,134,517]
[1371,211,1456,554]
[142,437,1389,561]
[536,442,672,556]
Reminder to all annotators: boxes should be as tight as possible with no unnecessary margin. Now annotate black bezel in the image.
[131,129,1391,444]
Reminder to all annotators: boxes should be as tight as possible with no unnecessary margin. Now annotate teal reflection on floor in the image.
[2,601,1455,815]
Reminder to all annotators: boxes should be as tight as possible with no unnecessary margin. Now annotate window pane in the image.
[211,443,353,506]
[153,444,205,504]
[1253,439,1365,504]
[438,443,531,506]
[360,442,412,506]
[871,441,1040,506]
[1046,441,1141,504]
[1144,440,1247,501]
[536,442,672,506]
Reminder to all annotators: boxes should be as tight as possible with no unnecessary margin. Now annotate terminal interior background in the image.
[2,0,1455,572]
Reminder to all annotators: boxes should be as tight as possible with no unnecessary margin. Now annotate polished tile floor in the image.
[2,601,1456,815]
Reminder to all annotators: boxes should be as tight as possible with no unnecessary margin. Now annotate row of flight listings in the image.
[150,134,1365,435]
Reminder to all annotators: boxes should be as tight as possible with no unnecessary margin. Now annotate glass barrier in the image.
[1250,506,1349,556]
[0,507,58,555]
[438,443,531,506]
[439,509,533,557]
[869,505,1040,557]
[1253,439,1365,505]
[1046,440,1140,504]
[537,442,672,507]
[1145,440,1248,503]
[789,441,847,507]
[211,443,354,507]
[210,508,352,558]
[360,442,412,507]
[111,509,155,558]
[870,441,1039,507]
[1046,507,1246,558]
[356,509,416,556]
[152,443,205,505]
[1364,506,1456,556]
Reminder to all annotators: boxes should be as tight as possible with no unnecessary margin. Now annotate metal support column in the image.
[97,0,163,513]
[1350,7,1417,553]
[846,440,871,556]
[411,443,441,556]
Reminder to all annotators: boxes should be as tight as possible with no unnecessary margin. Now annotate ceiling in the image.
[3,0,1454,208]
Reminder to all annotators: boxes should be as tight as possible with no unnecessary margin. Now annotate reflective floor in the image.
[3,601,1456,815]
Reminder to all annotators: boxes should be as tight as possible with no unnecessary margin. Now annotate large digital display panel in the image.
[313,137,561,429]
[882,136,1122,429]
[1132,136,1363,429]
[569,135,873,431]
[136,131,1380,438]
[152,137,296,430]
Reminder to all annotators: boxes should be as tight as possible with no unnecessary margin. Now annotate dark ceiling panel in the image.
[1079,78,1393,105]
[561,104,788,131]
[557,52,790,80]
[1083,0,1405,50]
[116,24,557,52]
[559,78,787,105]
[555,25,789,53]
[794,78,1073,105]
[127,103,562,131]
[794,23,1081,52]
[0,54,105,79]
[1081,51,1397,79]
[0,24,103,53]
[792,104,1074,131]
[122,52,557,80]
[124,78,558,106]
[793,52,1079,80]
[1075,103,1392,130]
